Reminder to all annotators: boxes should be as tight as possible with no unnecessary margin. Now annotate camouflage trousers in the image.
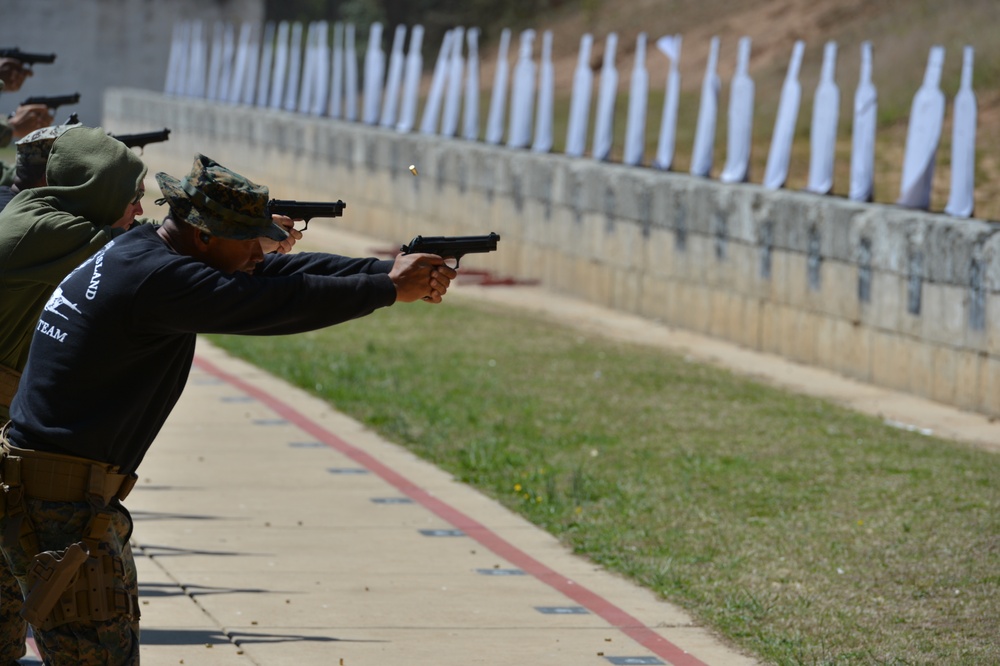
[0,554,26,663]
[0,499,139,665]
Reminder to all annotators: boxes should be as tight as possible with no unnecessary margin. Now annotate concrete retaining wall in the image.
[105,88,1000,417]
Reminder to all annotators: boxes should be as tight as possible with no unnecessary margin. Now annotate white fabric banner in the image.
[240,23,261,106]
[297,22,318,113]
[806,41,840,194]
[255,22,275,107]
[419,28,454,135]
[206,22,224,101]
[463,28,481,141]
[945,46,977,218]
[187,21,207,98]
[164,21,186,95]
[720,36,754,183]
[227,22,252,104]
[532,30,555,153]
[283,22,303,111]
[268,21,289,109]
[592,32,619,161]
[485,28,512,145]
[441,27,466,137]
[310,21,330,115]
[344,23,358,121]
[653,35,682,170]
[763,40,805,189]
[623,32,649,166]
[328,22,344,118]
[362,23,385,124]
[690,36,720,177]
[565,33,594,157]
[898,46,946,210]
[849,41,877,202]
[396,24,424,132]
[189,21,208,97]
[379,24,407,128]
[507,30,537,149]
[218,23,235,102]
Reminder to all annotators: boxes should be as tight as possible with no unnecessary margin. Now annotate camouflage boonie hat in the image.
[15,122,81,169]
[154,154,288,242]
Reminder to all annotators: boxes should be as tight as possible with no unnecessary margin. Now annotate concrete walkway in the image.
[121,339,756,666]
[24,220,998,665]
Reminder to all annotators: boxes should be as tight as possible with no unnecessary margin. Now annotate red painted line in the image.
[193,354,710,666]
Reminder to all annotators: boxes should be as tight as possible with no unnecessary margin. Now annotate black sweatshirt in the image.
[9,224,396,475]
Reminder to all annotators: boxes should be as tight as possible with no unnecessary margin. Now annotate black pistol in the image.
[21,93,80,112]
[111,128,171,151]
[266,199,346,230]
[400,233,500,268]
[0,48,56,67]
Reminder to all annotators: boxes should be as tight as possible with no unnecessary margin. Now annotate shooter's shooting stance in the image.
[0,153,459,663]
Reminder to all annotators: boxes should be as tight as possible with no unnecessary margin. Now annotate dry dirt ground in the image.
[469,0,1000,220]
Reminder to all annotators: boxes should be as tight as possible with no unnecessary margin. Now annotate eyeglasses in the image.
[130,189,144,206]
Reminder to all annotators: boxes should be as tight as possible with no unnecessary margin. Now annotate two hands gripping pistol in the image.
[400,233,501,268]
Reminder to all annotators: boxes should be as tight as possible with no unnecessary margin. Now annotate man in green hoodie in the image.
[0,121,82,212]
[0,125,146,664]
[0,125,146,421]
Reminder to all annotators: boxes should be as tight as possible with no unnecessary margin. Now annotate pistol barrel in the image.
[0,48,56,65]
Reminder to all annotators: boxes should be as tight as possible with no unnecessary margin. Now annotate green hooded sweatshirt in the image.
[0,125,147,418]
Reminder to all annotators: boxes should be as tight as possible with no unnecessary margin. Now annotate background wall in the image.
[0,0,265,126]
[105,88,1000,418]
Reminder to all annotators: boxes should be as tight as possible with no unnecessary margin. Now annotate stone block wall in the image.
[105,89,1000,417]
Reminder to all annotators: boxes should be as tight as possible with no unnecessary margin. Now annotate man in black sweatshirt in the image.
[0,153,456,664]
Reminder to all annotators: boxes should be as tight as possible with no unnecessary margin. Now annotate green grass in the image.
[209,296,1000,665]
